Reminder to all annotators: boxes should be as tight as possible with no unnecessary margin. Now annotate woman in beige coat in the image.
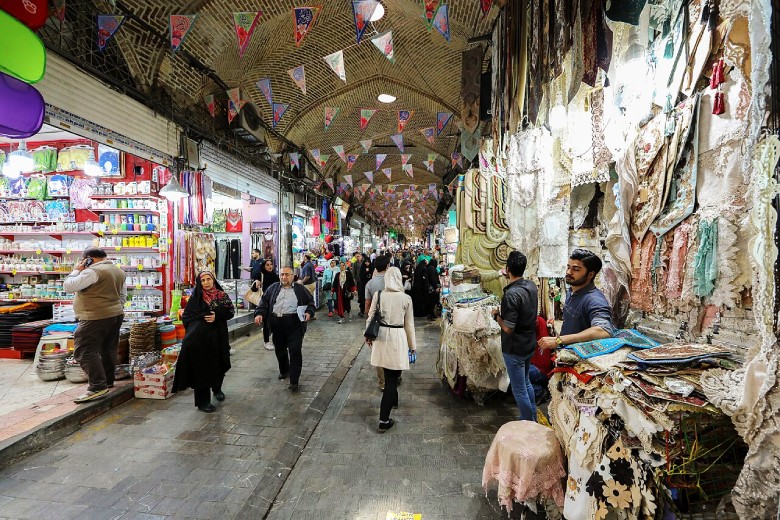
[365,267,416,432]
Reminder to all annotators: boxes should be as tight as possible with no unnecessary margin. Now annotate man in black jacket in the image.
[254,266,316,391]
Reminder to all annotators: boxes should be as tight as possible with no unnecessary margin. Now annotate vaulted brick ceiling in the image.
[102,0,495,227]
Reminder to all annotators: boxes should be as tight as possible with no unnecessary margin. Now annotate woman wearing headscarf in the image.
[412,259,430,317]
[357,256,372,318]
[333,262,357,324]
[426,258,441,321]
[365,267,416,433]
[255,259,280,351]
[322,259,339,317]
[401,262,413,297]
[173,271,234,413]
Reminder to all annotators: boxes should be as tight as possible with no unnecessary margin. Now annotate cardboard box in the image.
[134,366,174,399]
[134,384,173,399]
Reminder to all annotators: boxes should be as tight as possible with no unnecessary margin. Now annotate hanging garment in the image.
[225,209,242,232]
[229,239,241,279]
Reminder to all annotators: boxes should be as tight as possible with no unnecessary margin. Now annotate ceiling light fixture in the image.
[377,93,396,103]
[3,141,33,179]
[370,2,385,21]
[83,158,103,177]
[159,175,189,201]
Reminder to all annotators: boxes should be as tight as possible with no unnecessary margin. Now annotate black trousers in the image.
[73,315,123,392]
[262,318,271,343]
[193,374,224,407]
[380,369,402,421]
[270,315,304,384]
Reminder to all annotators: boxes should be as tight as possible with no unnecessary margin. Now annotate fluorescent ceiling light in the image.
[377,94,396,103]
[370,2,385,21]
[297,203,315,212]
[268,207,278,216]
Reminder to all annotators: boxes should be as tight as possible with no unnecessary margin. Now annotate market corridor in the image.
[0,318,520,520]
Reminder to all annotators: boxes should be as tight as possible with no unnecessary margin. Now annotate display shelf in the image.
[0,231,95,236]
[0,221,76,225]
[0,271,70,275]
[90,195,160,199]
[100,247,159,253]
[0,298,73,303]
[0,250,78,254]
[126,285,163,289]
[90,208,160,215]
[0,196,70,201]
[118,266,165,271]
[95,230,159,235]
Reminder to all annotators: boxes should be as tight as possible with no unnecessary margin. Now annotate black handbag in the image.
[364,291,384,341]
[322,282,332,291]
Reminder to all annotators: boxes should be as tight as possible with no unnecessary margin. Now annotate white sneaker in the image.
[338,319,344,324]
[229,348,236,355]
[264,342,274,351]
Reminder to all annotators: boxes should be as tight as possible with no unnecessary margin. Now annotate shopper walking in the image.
[412,259,430,317]
[364,255,389,390]
[258,259,280,351]
[333,262,357,323]
[357,256,372,318]
[64,248,126,403]
[365,267,416,433]
[254,266,315,392]
[426,258,441,321]
[322,259,338,317]
[492,251,539,421]
[173,271,234,413]
[401,262,413,297]
[299,254,317,295]
[242,248,264,288]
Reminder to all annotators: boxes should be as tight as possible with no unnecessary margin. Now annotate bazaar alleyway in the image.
[0,317,523,520]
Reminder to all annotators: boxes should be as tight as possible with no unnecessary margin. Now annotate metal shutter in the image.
[199,141,280,204]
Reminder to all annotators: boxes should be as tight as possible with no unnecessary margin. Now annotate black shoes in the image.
[278,373,288,380]
[288,384,299,392]
[198,403,216,413]
[358,312,365,318]
[214,391,225,402]
[378,418,395,433]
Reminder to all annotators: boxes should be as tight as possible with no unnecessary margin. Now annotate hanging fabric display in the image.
[324,107,340,131]
[170,14,198,54]
[204,94,216,117]
[97,15,125,52]
[398,110,414,132]
[351,0,379,43]
[370,31,395,63]
[323,50,346,83]
[288,65,307,95]
[461,47,482,133]
[289,152,300,169]
[461,128,480,162]
[360,108,377,130]
[293,6,321,47]
[226,87,245,124]
[256,78,273,105]
[233,11,262,58]
[272,102,289,129]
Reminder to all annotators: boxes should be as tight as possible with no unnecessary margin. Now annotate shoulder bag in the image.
[364,291,384,341]
[243,280,262,306]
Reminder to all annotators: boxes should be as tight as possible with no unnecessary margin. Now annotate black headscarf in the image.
[182,272,227,326]
[261,261,280,291]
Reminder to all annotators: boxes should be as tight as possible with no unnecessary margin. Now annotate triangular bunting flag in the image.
[233,11,262,58]
[376,154,387,170]
[437,112,453,136]
[318,154,330,168]
[481,0,493,17]
[360,109,377,130]
[311,149,321,164]
[53,0,66,22]
[333,145,347,163]
[289,152,300,169]
[422,0,441,30]
[323,50,346,83]
[451,151,463,168]
[272,102,289,129]
[382,168,392,181]
[288,65,307,95]
[97,15,125,52]
[433,4,450,42]
[401,154,412,166]
[346,154,358,171]
[370,30,395,64]
[398,110,414,132]
[204,94,216,117]
[420,127,435,145]
[428,153,438,163]
[344,174,353,187]
[227,88,246,124]
[424,160,435,173]
[363,171,373,183]
[293,7,321,47]
[391,134,405,152]
[324,107,340,132]
[256,78,273,105]
[325,178,334,190]
[170,14,198,53]
[403,163,413,177]
[360,139,373,153]
[352,1,379,43]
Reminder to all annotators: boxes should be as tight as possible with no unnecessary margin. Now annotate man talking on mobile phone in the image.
[63,248,127,403]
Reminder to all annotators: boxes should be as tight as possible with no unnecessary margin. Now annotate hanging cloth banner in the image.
[170,14,198,54]
[287,65,307,95]
[0,71,45,139]
[420,127,435,144]
[325,178,334,190]
[426,153,437,172]
[289,152,301,169]
[423,0,441,30]
[376,153,387,170]
[323,50,346,83]
[204,94,216,117]
[461,127,480,161]
[233,11,262,58]
[360,139,373,153]
[293,7,321,47]
[391,133,405,152]
[403,164,413,177]
[227,87,245,124]
[360,108,377,130]
[364,171,374,183]
[370,30,395,64]
[272,102,289,129]
[324,107,340,131]
[382,168,392,181]
[480,0,493,17]
[401,154,412,166]
[310,148,321,164]
[398,110,414,132]
[97,15,125,52]
[352,0,379,43]
[437,112,453,136]
[344,174,353,187]
[318,154,330,168]
[346,154,358,171]
[433,4,450,42]
[256,78,273,105]
[451,151,462,168]
[333,144,347,163]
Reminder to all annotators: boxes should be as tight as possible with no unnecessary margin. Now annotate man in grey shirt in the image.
[364,255,390,390]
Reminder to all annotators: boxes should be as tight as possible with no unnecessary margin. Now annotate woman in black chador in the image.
[426,258,441,320]
[412,259,430,317]
[173,271,234,413]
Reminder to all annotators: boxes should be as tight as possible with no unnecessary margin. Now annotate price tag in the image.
[115,246,121,251]
[31,298,38,302]
[97,230,104,236]
[167,238,172,245]
[111,229,118,235]
[11,269,17,276]
[35,249,41,255]
[135,283,142,290]
[137,264,144,271]
[66,249,72,254]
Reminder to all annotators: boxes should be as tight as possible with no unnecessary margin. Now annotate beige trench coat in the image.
[366,267,416,371]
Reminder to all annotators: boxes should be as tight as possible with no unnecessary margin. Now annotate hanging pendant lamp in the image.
[159,174,189,201]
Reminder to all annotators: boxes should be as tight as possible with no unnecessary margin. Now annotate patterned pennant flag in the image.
[382,168,392,181]
[420,127,435,144]
[318,154,330,168]
[227,87,245,124]
[451,151,462,168]
[403,163,413,177]
[204,94,216,117]
[325,178,334,190]
[286,66,307,95]
[361,171,372,184]
[344,174,353,187]
[97,15,125,51]
[324,107,341,132]
[376,154,387,170]
[311,148,321,164]
[323,50,346,83]
[333,145,347,163]
[423,0,441,30]
[398,110,414,132]
[424,160,435,173]
[289,152,301,169]
[360,139,373,153]
[437,112,453,136]
[360,109,377,130]
[53,0,66,22]
[272,102,289,129]
[293,7,321,47]
[256,78,273,105]
[233,11,262,58]
[433,4,450,42]
[370,189,378,201]
[391,133,405,152]
[370,30,395,64]
[481,0,493,17]
[401,154,412,166]
[352,1,379,43]
[346,154,358,171]
[170,14,198,53]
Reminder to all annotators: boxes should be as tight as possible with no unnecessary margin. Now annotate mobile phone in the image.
[83,258,94,267]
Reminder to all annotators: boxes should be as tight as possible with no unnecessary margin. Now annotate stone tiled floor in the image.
[0,359,86,418]
[0,315,525,519]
